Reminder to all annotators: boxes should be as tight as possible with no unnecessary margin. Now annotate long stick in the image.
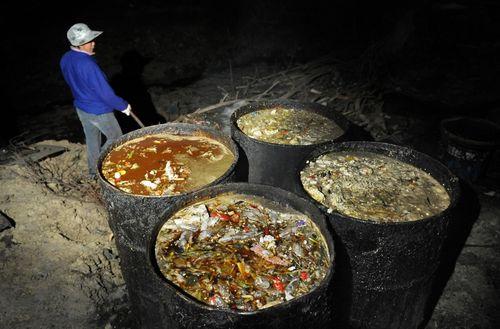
[130,111,145,128]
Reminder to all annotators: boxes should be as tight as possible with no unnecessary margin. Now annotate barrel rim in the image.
[148,182,336,315]
[296,141,461,226]
[96,122,239,198]
[440,116,500,149]
[230,98,351,149]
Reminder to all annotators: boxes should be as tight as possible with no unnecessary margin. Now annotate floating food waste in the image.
[301,152,451,222]
[155,193,330,311]
[236,107,344,145]
[101,133,234,196]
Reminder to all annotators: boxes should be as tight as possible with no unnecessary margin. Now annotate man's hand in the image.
[122,104,131,116]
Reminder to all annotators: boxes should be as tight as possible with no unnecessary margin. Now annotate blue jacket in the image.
[60,49,128,115]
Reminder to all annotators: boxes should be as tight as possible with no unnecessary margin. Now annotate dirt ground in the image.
[0,141,129,328]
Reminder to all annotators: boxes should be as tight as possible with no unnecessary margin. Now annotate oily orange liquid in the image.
[101,134,234,196]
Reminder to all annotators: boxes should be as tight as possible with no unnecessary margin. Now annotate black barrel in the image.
[230,99,353,194]
[296,141,461,329]
[97,123,239,327]
[139,182,336,329]
[439,116,500,182]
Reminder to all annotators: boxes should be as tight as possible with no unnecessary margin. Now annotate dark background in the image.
[1,0,499,145]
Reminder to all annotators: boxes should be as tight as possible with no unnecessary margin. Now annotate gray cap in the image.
[67,23,103,46]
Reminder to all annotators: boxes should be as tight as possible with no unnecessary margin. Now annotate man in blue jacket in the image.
[60,23,131,178]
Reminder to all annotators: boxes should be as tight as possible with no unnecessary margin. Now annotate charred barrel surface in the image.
[144,183,336,329]
[230,99,352,194]
[297,141,461,329]
[97,123,239,327]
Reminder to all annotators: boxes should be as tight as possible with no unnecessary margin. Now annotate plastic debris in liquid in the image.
[155,193,330,311]
[101,133,234,196]
[237,107,344,145]
[300,151,451,222]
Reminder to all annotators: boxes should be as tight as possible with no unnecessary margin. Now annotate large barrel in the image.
[140,182,336,329]
[296,141,461,329]
[97,123,239,327]
[230,99,353,194]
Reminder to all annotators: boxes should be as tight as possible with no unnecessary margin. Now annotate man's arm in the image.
[86,61,129,112]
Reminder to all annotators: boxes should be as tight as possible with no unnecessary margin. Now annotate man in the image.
[60,23,131,178]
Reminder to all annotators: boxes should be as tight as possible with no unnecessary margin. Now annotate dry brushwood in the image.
[11,144,101,203]
[177,54,388,140]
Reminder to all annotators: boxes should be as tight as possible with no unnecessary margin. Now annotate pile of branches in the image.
[178,54,388,140]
